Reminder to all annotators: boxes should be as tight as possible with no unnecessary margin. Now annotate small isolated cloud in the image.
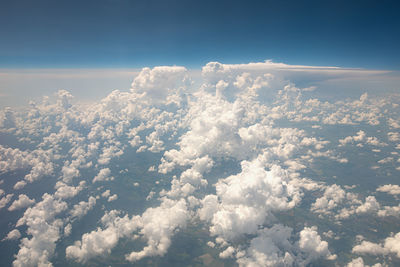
[8,194,35,211]
[377,184,400,195]
[54,181,85,199]
[107,194,118,202]
[93,168,113,183]
[3,229,21,241]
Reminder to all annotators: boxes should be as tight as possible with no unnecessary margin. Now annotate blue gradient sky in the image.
[1,0,400,69]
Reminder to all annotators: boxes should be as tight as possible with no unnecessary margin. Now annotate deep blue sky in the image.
[1,0,399,69]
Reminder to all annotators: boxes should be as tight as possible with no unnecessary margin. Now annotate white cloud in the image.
[377,205,400,217]
[54,181,85,199]
[235,225,334,266]
[64,223,72,237]
[311,184,348,215]
[235,225,295,266]
[355,196,380,214]
[13,181,27,190]
[67,198,189,264]
[66,210,140,263]
[388,132,400,142]
[13,193,68,267]
[107,194,118,202]
[199,159,299,241]
[3,229,21,241]
[8,194,35,211]
[101,189,111,198]
[130,66,189,105]
[219,246,236,259]
[0,193,13,210]
[377,157,393,164]
[298,226,335,263]
[70,196,96,219]
[377,184,400,195]
[93,168,113,183]
[352,232,400,258]
[125,198,189,262]
[339,131,366,146]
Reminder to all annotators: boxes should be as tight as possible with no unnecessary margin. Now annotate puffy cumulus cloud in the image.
[92,168,113,183]
[311,187,386,221]
[158,95,248,173]
[13,181,26,190]
[130,66,189,105]
[352,232,400,258]
[158,89,310,176]
[308,184,384,221]
[0,145,55,189]
[311,184,351,215]
[234,225,334,266]
[101,189,111,198]
[160,157,213,199]
[297,226,336,263]
[8,194,35,211]
[219,246,236,259]
[384,233,400,257]
[125,198,189,262]
[97,145,123,165]
[61,164,80,183]
[66,210,140,263]
[365,137,387,147]
[3,229,21,241]
[199,158,300,241]
[270,84,391,127]
[388,118,400,129]
[56,90,74,110]
[0,193,13,210]
[13,193,68,267]
[0,107,17,130]
[0,145,31,173]
[195,153,337,266]
[339,130,366,146]
[388,132,400,142]
[69,196,96,219]
[355,196,380,214]
[68,198,188,264]
[54,181,85,199]
[107,194,118,202]
[338,131,390,149]
[377,157,393,164]
[377,205,400,217]
[235,225,295,266]
[64,223,72,237]
[377,184,400,196]
[353,241,387,256]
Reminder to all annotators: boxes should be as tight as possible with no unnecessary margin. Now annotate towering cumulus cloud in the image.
[0,61,399,266]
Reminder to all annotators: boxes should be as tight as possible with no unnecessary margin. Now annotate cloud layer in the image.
[0,61,399,266]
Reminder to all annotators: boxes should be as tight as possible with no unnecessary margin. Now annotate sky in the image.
[1,0,400,69]
[2,2,400,266]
